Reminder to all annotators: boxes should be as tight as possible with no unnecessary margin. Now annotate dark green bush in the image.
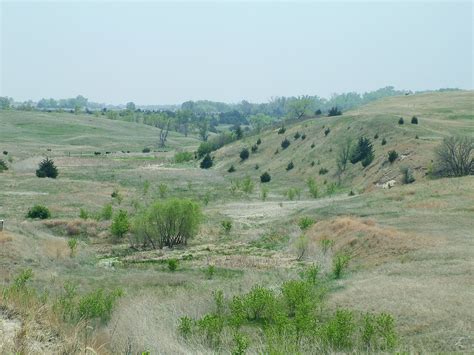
[294,132,301,140]
[388,150,398,163]
[324,128,331,136]
[286,161,294,171]
[142,147,151,153]
[36,157,58,178]
[350,137,374,167]
[381,138,387,145]
[27,205,51,219]
[256,138,262,145]
[328,107,342,117]
[111,210,130,239]
[319,167,328,175]
[251,144,258,153]
[168,258,178,271]
[260,171,271,183]
[228,165,236,173]
[278,126,286,134]
[411,116,418,124]
[200,153,213,169]
[77,288,123,323]
[281,138,290,149]
[398,117,404,125]
[240,148,250,161]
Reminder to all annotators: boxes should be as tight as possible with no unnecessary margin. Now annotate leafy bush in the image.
[175,151,193,163]
[142,147,151,153]
[294,132,301,140]
[319,167,328,175]
[307,177,319,198]
[77,288,123,323]
[254,164,259,170]
[0,159,8,172]
[311,143,315,148]
[256,138,262,145]
[398,117,404,125]
[260,171,271,183]
[27,205,51,219]
[295,235,309,260]
[168,258,178,272]
[381,138,387,145]
[200,153,213,169]
[132,198,202,249]
[315,109,322,115]
[411,116,418,124]
[2,151,7,155]
[228,165,236,173]
[322,309,355,349]
[221,220,232,234]
[388,150,398,163]
[286,161,294,171]
[278,126,286,134]
[298,217,314,231]
[328,106,342,116]
[281,138,290,149]
[333,254,350,279]
[240,148,250,161]
[401,166,415,184]
[111,210,130,239]
[251,144,258,153]
[36,157,58,178]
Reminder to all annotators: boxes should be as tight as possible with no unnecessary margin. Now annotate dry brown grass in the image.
[306,216,440,266]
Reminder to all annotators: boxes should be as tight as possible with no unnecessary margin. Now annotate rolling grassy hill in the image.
[214,91,473,192]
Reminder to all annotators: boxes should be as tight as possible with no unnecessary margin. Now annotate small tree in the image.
[350,137,374,167]
[36,157,58,178]
[281,138,290,149]
[240,148,250,161]
[398,117,404,125]
[111,210,130,240]
[328,107,342,117]
[256,138,262,145]
[435,136,473,177]
[286,161,294,171]
[294,132,301,140]
[260,171,271,183]
[388,150,398,163]
[411,116,418,124]
[200,154,213,169]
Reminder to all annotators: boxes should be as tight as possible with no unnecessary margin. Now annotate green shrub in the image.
[100,203,113,220]
[158,183,168,198]
[178,316,194,338]
[294,132,301,140]
[174,151,193,163]
[205,265,216,280]
[27,205,51,219]
[324,128,331,136]
[221,220,232,234]
[286,187,301,201]
[256,138,262,145]
[307,177,319,198]
[68,238,78,257]
[281,138,290,149]
[278,126,286,134]
[411,116,418,124]
[320,239,335,254]
[398,117,404,125]
[79,208,89,219]
[111,210,130,239]
[333,254,350,279]
[286,161,294,171]
[77,288,123,323]
[232,332,250,355]
[200,153,213,169]
[328,107,342,117]
[251,144,258,153]
[298,217,314,231]
[401,166,415,184]
[0,159,8,172]
[228,165,236,173]
[351,137,374,166]
[36,157,58,178]
[240,148,250,161]
[241,176,254,194]
[197,314,224,347]
[301,133,306,140]
[326,182,337,196]
[388,150,398,163]
[142,147,151,153]
[381,138,387,145]
[295,235,309,261]
[322,309,355,349]
[167,258,178,271]
[319,167,328,175]
[260,171,271,183]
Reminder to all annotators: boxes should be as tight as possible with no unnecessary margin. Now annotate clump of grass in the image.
[167,258,179,272]
[333,254,350,279]
[298,216,315,231]
[221,220,232,234]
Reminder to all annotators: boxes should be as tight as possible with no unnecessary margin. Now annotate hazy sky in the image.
[1,1,472,105]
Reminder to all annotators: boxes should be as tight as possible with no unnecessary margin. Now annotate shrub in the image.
[27,205,51,219]
[197,141,214,158]
[168,258,179,272]
[0,159,8,172]
[319,167,328,175]
[132,198,202,249]
[100,203,113,220]
[381,138,387,145]
[228,165,236,173]
[350,137,374,166]
[205,265,216,280]
[328,107,342,116]
[142,147,151,153]
[68,238,78,257]
[241,176,254,194]
[221,220,232,234]
[398,117,404,125]
[322,309,355,349]
[307,177,319,198]
[326,182,337,195]
[111,210,130,239]
[401,166,415,184]
[158,183,168,198]
[79,208,89,219]
[278,126,286,134]
[388,150,398,163]
[36,157,58,178]
[298,216,314,231]
[254,164,259,170]
[324,128,331,136]
[315,109,322,115]
[301,133,306,140]
[178,316,194,338]
[294,132,301,140]
[434,136,473,177]
[260,171,271,183]
[311,143,315,148]
[374,133,379,139]
[320,239,335,254]
[286,187,301,200]
[286,161,294,171]
[251,144,258,153]
[77,288,123,323]
[2,151,7,155]
[333,254,350,279]
[260,186,269,201]
[200,153,213,169]
[256,138,262,145]
[281,138,290,149]
[240,148,250,161]
[411,116,418,124]
[175,151,193,163]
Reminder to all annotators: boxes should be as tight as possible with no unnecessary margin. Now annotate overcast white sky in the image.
[1,1,472,105]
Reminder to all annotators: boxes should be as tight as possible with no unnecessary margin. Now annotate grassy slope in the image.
[0,92,473,353]
[214,91,474,192]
